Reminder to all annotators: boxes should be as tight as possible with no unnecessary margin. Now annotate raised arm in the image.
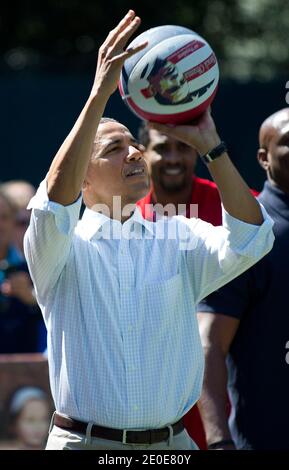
[149,111,263,225]
[24,12,147,300]
[151,112,274,303]
[47,10,147,206]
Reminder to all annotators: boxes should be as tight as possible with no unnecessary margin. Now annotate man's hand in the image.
[1,272,37,306]
[149,109,265,225]
[148,109,220,156]
[92,10,148,98]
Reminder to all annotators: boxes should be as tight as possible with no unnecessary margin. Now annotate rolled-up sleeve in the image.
[24,179,82,302]
[183,202,274,303]
[221,204,274,257]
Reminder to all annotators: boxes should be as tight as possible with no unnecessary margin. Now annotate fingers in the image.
[115,16,142,50]
[148,122,179,140]
[148,122,195,147]
[99,11,143,64]
[103,10,138,49]
[148,122,175,134]
[148,122,174,129]
[114,40,148,62]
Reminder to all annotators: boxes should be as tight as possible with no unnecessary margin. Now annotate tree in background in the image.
[1,0,289,80]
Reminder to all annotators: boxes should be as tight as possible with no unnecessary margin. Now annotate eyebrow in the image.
[101,136,138,152]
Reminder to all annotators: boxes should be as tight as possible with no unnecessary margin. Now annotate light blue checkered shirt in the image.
[24,180,274,430]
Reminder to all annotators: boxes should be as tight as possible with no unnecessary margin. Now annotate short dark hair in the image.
[99,117,120,126]
[92,117,124,159]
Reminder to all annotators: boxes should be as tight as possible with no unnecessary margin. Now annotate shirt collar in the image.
[79,205,154,240]
[137,176,197,221]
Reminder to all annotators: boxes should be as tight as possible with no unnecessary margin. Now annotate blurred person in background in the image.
[6,386,51,450]
[0,180,36,254]
[0,190,44,353]
[197,108,289,449]
[137,122,222,449]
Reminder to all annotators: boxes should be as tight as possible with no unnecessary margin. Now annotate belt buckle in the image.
[122,429,128,444]
[122,429,142,445]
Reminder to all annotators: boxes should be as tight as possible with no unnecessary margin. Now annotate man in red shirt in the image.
[137,121,222,226]
[136,121,222,449]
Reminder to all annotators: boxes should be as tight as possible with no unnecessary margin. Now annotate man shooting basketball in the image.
[24,11,274,450]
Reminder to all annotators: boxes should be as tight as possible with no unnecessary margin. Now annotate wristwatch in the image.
[201,141,227,164]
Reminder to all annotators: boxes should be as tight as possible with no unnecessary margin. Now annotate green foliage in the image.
[1,0,288,79]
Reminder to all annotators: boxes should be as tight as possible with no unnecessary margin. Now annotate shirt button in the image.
[128,325,133,332]
[133,405,139,411]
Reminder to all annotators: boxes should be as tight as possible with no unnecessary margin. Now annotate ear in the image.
[82,178,89,192]
[257,148,270,171]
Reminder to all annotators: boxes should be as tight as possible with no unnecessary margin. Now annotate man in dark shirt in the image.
[197,108,289,449]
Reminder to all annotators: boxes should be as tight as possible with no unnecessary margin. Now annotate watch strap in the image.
[201,141,227,164]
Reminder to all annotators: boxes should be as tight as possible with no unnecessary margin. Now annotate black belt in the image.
[54,413,184,445]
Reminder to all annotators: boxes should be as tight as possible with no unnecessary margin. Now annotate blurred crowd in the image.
[0,180,46,354]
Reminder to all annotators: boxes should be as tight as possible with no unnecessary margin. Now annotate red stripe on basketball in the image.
[118,78,125,97]
[166,40,205,64]
[126,87,218,124]
[184,53,217,82]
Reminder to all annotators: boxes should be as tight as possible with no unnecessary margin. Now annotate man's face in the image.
[157,63,189,104]
[83,122,150,208]
[267,120,289,191]
[0,197,15,249]
[145,129,198,192]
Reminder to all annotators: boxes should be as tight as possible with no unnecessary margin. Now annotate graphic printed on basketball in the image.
[119,25,219,124]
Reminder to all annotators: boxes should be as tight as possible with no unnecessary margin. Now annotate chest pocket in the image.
[140,273,183,327]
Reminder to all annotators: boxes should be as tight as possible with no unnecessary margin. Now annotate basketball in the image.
[119,25,219,124]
